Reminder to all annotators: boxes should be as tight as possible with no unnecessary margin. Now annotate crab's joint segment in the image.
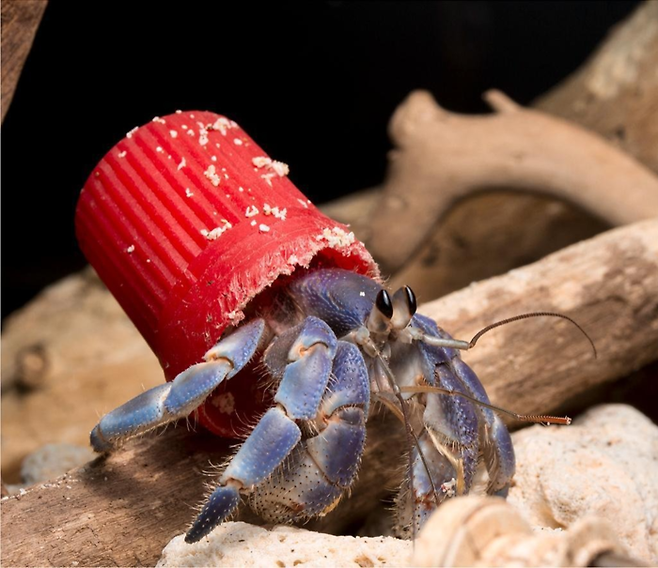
[272,317,338,420]
[222,406,302,487]
[409,328,471,351]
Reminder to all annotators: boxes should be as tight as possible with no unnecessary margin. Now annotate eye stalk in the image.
[404,286,417,316]
[367,289,394,334]
[391,285,417,331]
[376,290,394,319]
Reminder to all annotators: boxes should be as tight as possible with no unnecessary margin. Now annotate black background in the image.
[2,1,638,320]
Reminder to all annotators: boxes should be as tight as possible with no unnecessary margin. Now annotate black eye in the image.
[375,290,394,319]
[404,286,417,316]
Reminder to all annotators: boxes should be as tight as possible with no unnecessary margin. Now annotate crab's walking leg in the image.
[249,341,370,522]
[412,314,515,496]
[451,358,515,496]
[90,319,267,452]
[391,314,482,534]
[396,432,455,535]
[396,359,481,534]
[185,316,339,543]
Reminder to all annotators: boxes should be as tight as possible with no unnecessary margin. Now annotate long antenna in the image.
[468,311,597,358]
[399,384,571,425]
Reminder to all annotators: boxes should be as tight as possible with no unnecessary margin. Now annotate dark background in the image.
[2,1,639,320]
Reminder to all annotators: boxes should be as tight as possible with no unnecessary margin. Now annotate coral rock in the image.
[157,522,411,567]
[508,403,658,564]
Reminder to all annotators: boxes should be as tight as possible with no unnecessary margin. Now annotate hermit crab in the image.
[76,111,581,543]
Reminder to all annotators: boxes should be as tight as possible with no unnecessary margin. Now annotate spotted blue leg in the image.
[90,319,267,452]
[415,314,515,496]
[248,341,370,522]
[185,316,340,543]
[392,315,482,534]
[450,357,515,496]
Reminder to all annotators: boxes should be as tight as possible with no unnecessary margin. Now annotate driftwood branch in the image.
[365,89,658,275]
[536,1,658,175]
[1,0,48,122]
[2,219,657,567]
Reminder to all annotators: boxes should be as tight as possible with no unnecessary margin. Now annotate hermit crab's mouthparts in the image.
[75,111,378,437]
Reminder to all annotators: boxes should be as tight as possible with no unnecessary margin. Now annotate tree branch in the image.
[365,90,658,275]
[2,219,657,567]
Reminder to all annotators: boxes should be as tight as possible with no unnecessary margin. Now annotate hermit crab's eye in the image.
[391,286,417,330]
[404,286,417,316]
[376,290,394,319]
[367,289,394,334]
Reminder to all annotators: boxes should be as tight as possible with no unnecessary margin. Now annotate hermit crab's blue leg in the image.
[412,314,515,497]
[414,316,515,497]
[422,363,480,494]
[396,432,456,536]
[451,357,515,497]
[387,314,481,534]
[90,319,267,452]
[185,316,339,543]
[412,316,480,493]
[248,341,370,522]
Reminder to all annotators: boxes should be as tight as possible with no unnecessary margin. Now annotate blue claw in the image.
[320,341,370,417]
[90,319,267,452]
[90,383,172,452]
[185,485,240,543]
[307,407,366,487]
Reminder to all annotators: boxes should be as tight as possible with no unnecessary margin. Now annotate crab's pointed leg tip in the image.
[185,485,240,544]
[90,426,112,453]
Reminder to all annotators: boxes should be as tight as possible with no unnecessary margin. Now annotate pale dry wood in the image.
[366,90,658,275]
[536,1,658,175]
[420,218,658,418]
[1,0,48,121]
[0,268,163,482]
[2,219,657,567]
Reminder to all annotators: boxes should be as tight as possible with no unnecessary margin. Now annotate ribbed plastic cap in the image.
[76,111,377,436]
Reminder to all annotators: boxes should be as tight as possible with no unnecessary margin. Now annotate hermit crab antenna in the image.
[414,311,597,359]
[467,311,597,359]
[399,385,572,426]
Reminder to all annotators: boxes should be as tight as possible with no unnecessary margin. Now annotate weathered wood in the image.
[420,218,658,418]
[0,268,163,482]
[1,0,48,121]
[536,1,658,175]
[2,219,657,567]
[366,90,658,275]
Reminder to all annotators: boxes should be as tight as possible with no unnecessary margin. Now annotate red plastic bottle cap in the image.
[76,111,378,437]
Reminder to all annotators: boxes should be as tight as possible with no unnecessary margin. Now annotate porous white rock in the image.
[157,522,411,567]
[508,404,658,564]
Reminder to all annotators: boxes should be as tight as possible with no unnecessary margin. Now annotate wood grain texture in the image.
[1,0,48,121]
[365,90,658,275]
[536,1,658,175]
[2,219,657,567]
